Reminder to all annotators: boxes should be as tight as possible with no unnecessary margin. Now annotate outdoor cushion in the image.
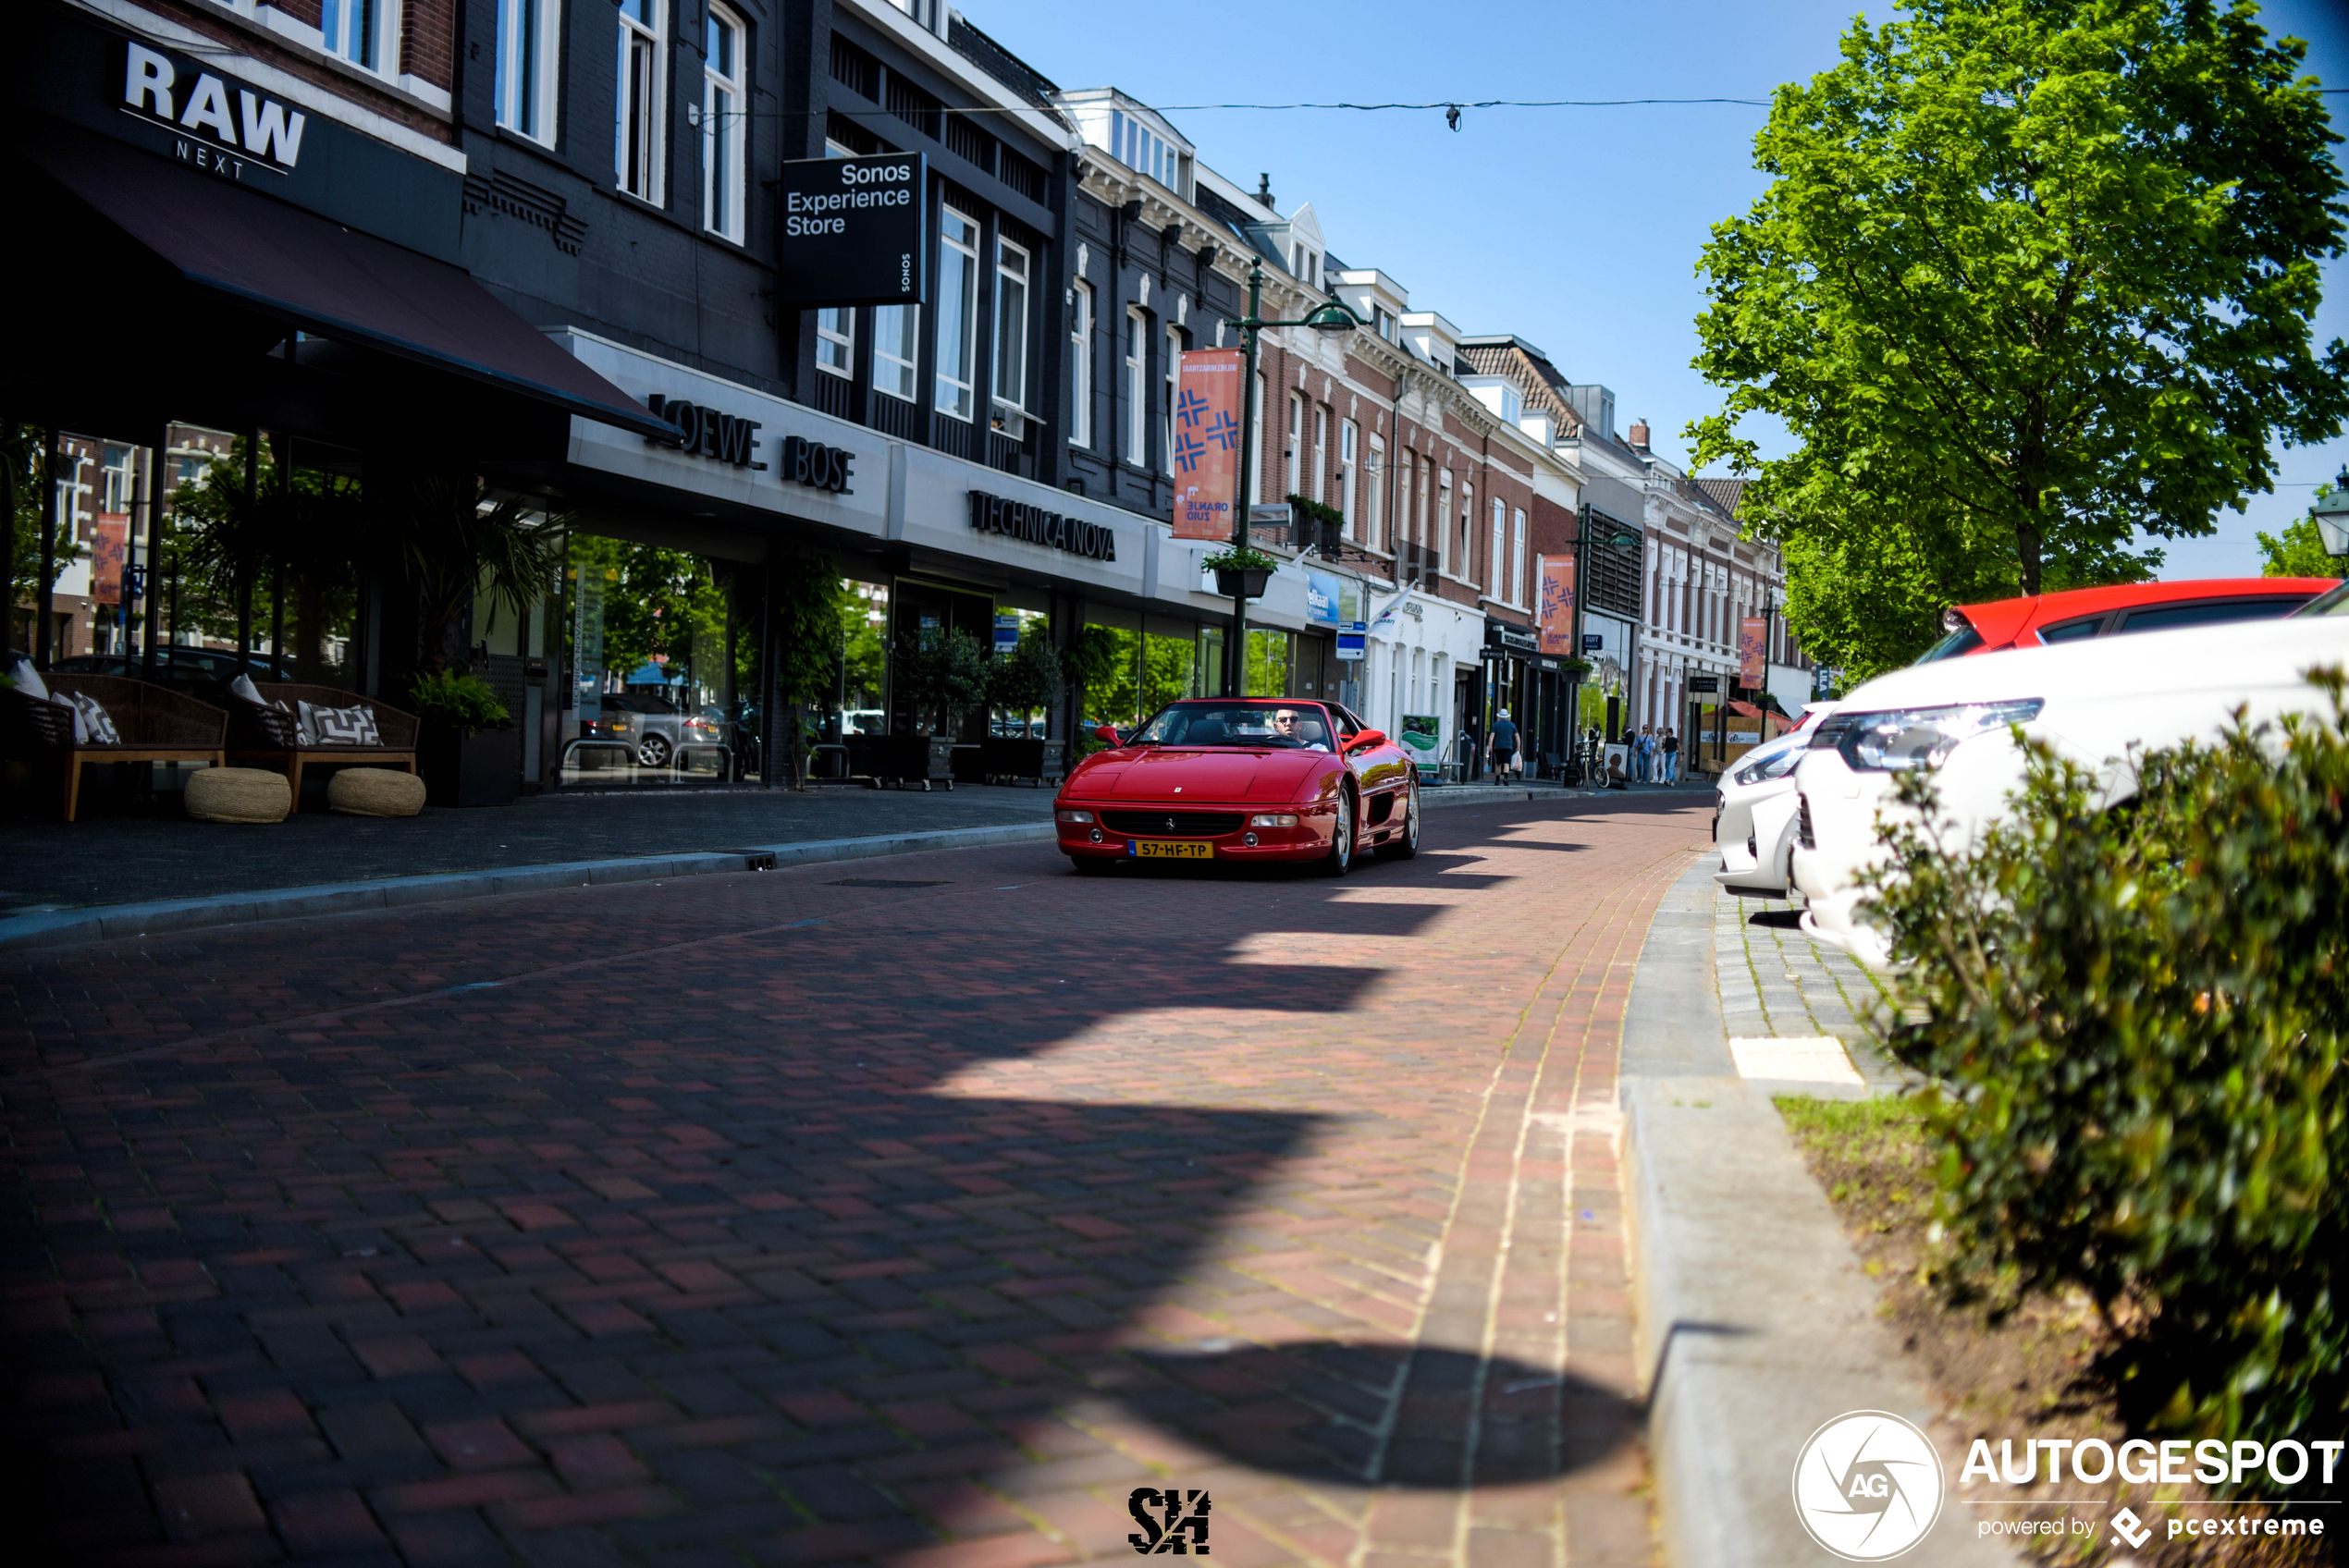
[228,673,264,704]
[67,692,119,745]
[10,658,50,702]
[298,700,382,747]
[184,766,291,824]
[327,766,425,817]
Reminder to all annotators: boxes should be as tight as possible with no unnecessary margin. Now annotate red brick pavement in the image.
[0,795,1709,1568]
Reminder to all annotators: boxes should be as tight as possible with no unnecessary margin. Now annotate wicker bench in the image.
[226,683,421,800]
[2,673,228,821]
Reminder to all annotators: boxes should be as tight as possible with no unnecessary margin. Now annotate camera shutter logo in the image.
[1791,1411,1945,1560]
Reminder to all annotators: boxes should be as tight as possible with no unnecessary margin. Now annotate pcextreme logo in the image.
[1791,1411,1947,1561]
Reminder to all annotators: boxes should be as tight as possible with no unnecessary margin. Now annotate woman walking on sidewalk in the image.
[1662,727,1680,783]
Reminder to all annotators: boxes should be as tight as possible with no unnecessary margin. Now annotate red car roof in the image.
[1953,578,2336,649]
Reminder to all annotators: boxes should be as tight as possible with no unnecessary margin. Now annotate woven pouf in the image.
[328,766,426,818]
[184,766,291,824]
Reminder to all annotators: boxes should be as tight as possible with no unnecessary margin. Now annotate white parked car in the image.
[1713,702,1837,897]
[1790,594,2349,968]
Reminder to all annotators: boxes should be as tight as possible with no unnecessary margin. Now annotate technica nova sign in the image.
[122,42,306,178]
[969,492,1117,563]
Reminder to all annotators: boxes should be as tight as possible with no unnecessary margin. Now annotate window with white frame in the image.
[1459,482,1474,581]
[873,302,919,401]
[495,0,560,143]
[1490,497,1506,595]
[1124,308,1148,465]
[1107,108,1183,191]
[1437,469,1453,569]
[1511,508,1528,606]
[934,207,979,421]
[1312,407,1327,504]
[816,140,857,376]
[701,5,746,241]
[1069,281,1093,447]
[1285,394,1303,496]
[1339,420,1358,533]
[616,0,666,202]
[1162,323,1181,473]
[1290,244,1318,288]
[991,234,1030,433]
[321,0,393,72]
[1364,433,1384,548]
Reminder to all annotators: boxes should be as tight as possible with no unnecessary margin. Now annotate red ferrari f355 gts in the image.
[1052,698,1420,876]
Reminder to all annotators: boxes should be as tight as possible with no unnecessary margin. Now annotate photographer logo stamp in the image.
[1792,1411,1947,1561]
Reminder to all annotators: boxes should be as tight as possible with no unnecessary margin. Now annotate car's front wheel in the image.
[636,734,672,768]
[1314,790,1355,877]
[1378,782,1420,859]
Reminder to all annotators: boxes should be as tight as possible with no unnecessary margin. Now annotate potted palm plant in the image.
[1202,544,1279,600]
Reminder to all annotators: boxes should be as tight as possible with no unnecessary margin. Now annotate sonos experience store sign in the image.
[775,152,929,309]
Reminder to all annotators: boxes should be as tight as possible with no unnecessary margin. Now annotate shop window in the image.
[616,0,666,203]
[991,235,1030,435]
[873,304,919,401]
[1069,281,1093,447]
[1247,629,1293,698]
[490,0,554,139]
[701,4,746,242]
[1124,307,1148,466]
[935,207,980,422]
[321,0,394,72]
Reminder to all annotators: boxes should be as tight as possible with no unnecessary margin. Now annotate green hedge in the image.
[1863,671,2346,1475]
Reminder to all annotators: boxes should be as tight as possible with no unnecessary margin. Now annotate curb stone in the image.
[1619,857,2018,1568]
[0,786,1564,952]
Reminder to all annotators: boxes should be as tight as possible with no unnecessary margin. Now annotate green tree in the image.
[1690,0,2349,672]
[986,623,1063,728]
[2257,482,2345,578]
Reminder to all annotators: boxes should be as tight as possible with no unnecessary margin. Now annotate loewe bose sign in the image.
[121,42,306,179]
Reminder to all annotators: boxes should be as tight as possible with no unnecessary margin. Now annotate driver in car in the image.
[1269,708,1328,751]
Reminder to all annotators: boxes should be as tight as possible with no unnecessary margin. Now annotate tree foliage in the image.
[1691,0,2349,671]
[986,624,1063,719]
[2257,482,2345,579]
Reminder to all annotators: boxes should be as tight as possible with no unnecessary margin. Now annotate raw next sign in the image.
[122,41,304,179]
[776,153,929,309]
[969,492,1117,562]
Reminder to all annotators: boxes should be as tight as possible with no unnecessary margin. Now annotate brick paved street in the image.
[0,795,1708,1568]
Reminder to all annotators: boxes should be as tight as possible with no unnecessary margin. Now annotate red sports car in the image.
[1919,576,2335,660]
[1053,698,1420,876]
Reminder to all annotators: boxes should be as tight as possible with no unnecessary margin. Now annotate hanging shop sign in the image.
[1689,674,1721,693]
[1172,349,1245,539]
[1484,617,1538,655]
[776,152,929,308]
[778,435,855,494]
[646,395,764,469]
[968,492,1117,562]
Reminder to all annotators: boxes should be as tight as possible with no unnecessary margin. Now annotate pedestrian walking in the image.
[1637,726,1655,783]
[1663,727,1680,783]
[1490,708,1519,784]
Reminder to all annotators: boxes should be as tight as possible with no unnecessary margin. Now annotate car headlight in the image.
[1810,699,2043,772]
[1248,813,1299,827]
[1055,809,1094,823]
[1731,747,1802,787]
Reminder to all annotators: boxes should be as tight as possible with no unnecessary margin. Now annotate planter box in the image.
[1213,566,1272,599]
[419,725,521,808]
[979,736,1064,786]
[848,734,958,789]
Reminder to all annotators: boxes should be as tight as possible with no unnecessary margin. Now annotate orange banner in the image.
[1740,614,1767,689]
[1537,556,1576,655]
[1173,348,1245,540]
[91,514,130,606]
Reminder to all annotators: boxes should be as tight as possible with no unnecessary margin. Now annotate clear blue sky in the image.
[969,0,2349,579]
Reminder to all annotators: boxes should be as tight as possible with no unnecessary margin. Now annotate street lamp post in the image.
[1223,257,1362,696]
[2313,470,2349,560]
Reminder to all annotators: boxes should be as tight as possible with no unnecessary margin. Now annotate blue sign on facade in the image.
[1305,571,1341,627]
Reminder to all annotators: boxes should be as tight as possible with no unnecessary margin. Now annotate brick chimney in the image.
[1629,418,1651,450]
[1257,173,1276,210]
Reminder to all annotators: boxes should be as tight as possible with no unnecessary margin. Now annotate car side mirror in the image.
[1345,729,1386,753]
[1094,725,1121,745]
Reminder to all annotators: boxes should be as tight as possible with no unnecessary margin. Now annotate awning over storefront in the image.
[30,130,670,438]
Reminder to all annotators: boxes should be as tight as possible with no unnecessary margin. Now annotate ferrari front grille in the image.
[1101,811,1245,838]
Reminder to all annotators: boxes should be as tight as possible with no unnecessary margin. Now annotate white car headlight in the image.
[1732,746,1803,787]
[1810,699,2044,772]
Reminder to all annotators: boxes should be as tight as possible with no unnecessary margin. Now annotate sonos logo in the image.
[1791,1411,1946,1561]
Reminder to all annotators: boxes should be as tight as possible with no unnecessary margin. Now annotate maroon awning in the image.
[31,130,668,437]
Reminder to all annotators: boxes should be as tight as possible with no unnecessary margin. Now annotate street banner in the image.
[1537,556,1576,655]
[1739,614,1767,688]
[1173,349,1244,540]
[90,514,129,605]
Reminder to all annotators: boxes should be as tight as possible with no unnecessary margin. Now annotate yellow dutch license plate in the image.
[1129,839,1213,859]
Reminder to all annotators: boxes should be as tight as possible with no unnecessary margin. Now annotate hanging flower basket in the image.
[1213,567,1272,599]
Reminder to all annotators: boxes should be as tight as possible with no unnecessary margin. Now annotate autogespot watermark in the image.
[1795,1414,2343,1559]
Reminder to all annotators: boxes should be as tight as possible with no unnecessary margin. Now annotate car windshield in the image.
[2288,580,2349,617]
[1912,624,1984,663]
[1131,703,1333,750]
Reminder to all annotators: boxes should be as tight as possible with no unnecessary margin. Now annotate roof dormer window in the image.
[1290,244,1319,288]
[1109,108,1185,191]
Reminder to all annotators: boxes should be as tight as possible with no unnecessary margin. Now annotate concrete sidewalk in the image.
[0,783,1569,951]
[1618,860,2012,1568]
